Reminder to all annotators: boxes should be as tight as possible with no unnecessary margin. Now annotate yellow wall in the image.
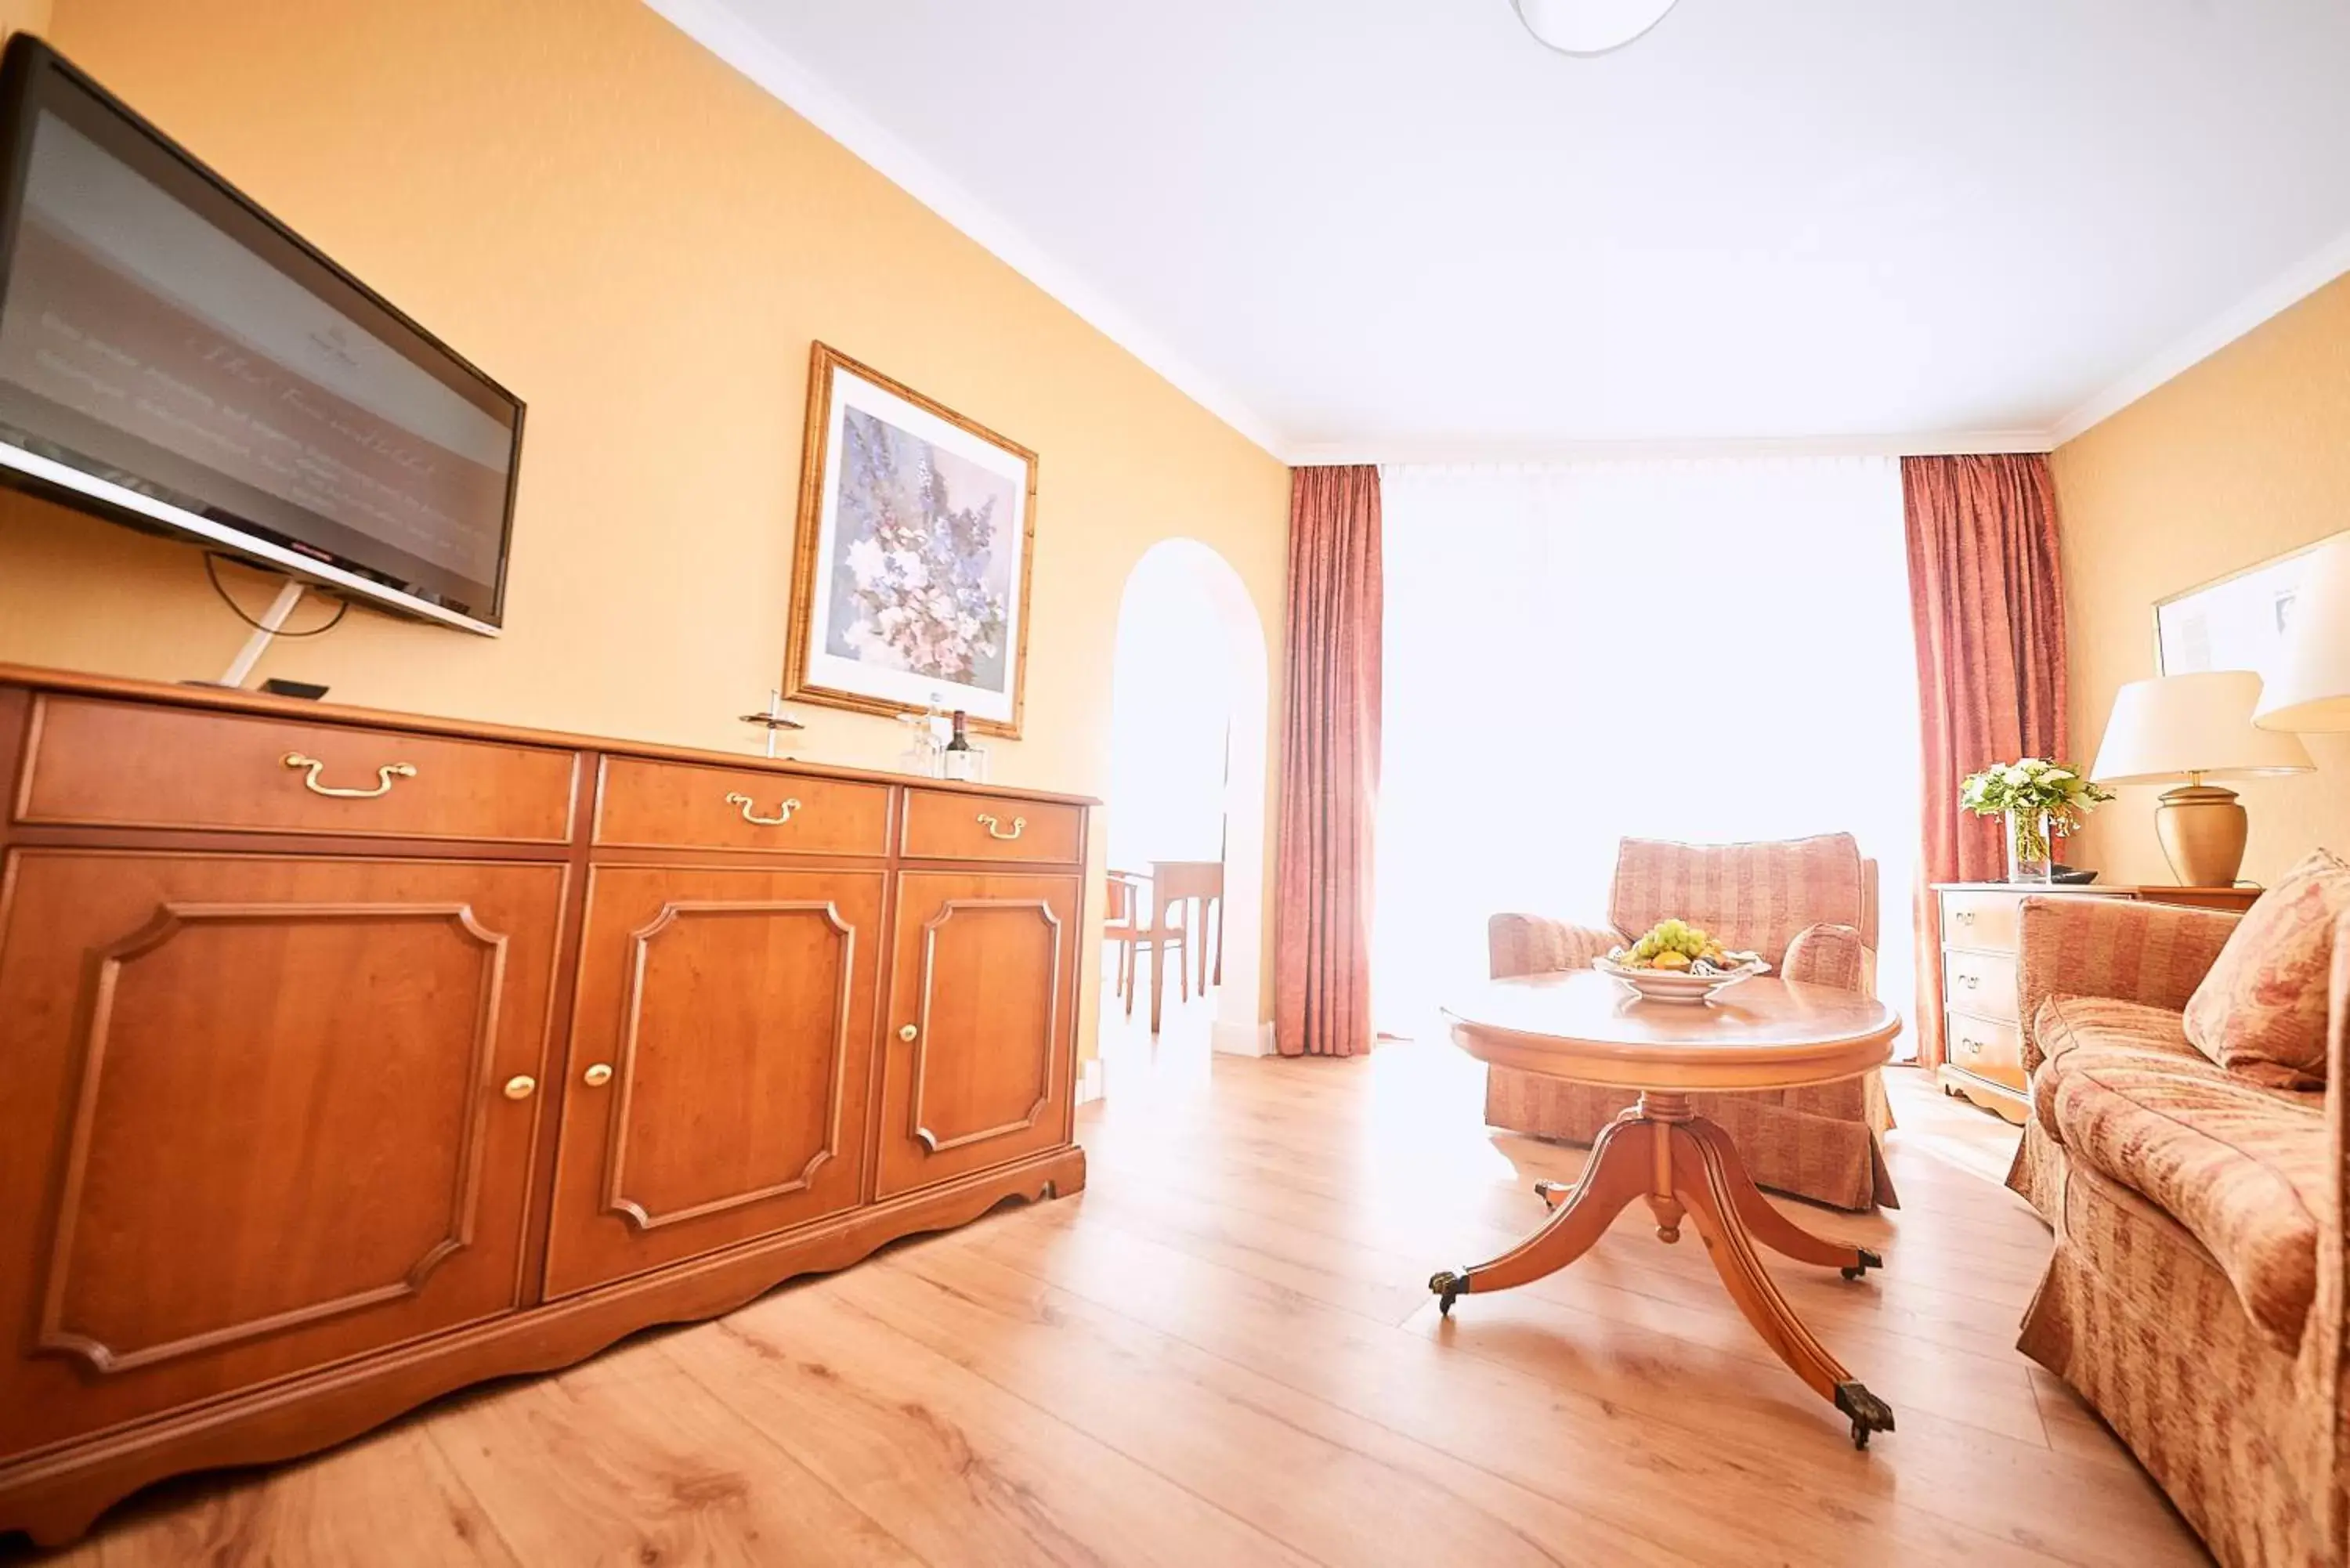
[0,0,1292,1043]
[2054,271,2350,884]
[0,0,49,40]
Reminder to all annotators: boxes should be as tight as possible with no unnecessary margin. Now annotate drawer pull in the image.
[282,752,417,800]
[975,812,1026,841]
[502,1075,537,1101]
[1954,910,1976,926]
[582,1063,614,1087]
[724,792,801,827]
[1958,973,1980,991]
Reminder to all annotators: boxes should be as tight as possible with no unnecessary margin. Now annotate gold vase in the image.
[2154,783,2247,888]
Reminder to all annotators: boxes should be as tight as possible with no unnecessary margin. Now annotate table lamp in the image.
[2091,670,2314,887]
[2254,532,2350,734]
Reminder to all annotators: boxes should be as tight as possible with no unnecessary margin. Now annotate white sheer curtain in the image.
[1376,457,1920,1054]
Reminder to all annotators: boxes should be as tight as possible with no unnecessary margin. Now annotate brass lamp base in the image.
[2155,784,2247,888]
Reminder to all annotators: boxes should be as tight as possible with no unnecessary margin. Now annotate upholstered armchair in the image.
[1486,833,1899,1211]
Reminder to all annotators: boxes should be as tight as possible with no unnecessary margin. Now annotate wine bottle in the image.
[942,709,974,781]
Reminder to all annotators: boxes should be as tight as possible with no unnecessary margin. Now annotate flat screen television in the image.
[0,36,523,634]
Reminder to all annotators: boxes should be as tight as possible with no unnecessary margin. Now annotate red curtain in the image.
[1274,465,1383,1058]
[1904,453,2070,1068]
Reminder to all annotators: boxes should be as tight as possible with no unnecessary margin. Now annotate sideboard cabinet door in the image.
[541,865,884,1299]
[875,871,1080,1200]
[0,851,564,1459]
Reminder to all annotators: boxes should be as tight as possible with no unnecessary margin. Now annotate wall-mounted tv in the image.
[0,36,523,634]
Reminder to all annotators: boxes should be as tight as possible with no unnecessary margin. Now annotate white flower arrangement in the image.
[1958,756,2113,831]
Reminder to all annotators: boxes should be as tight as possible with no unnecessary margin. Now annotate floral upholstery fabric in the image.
[2016,894,2241,1076]
[2027,992,2206,1142]
[1609,833,1873,968]
[1484,834,1896,1211]
[2185,848,2350,1090]
[2020,1161,2335,1568]
[1781,922,1867,992]
[2040,999,2327,1346]
[2006,893,2350,1568]
[1486,912,1618,982]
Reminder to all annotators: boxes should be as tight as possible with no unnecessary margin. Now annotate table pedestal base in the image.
[1430,1092,1895,1449]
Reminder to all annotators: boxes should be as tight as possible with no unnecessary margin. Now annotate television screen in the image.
[0,38,522,633]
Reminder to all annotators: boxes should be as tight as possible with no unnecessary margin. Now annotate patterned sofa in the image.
[2009,894,2349,1568]
[1486,833,1898,1212]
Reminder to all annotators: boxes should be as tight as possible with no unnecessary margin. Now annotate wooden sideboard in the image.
[1931,880,2263,1122]
[0,664,1091,1546]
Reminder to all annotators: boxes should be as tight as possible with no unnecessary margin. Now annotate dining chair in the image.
[1104,869,1189,1034]
[1150,858,1224,993]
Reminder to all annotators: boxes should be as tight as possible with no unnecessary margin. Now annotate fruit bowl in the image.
[1591,952,1769,1004]
[1596,917,1769,1004]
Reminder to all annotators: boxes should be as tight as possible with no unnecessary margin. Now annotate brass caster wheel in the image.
[1838,1247,1883,1283]
[1429,1270,1467,1317]
[1834,1381,1895,1450]
[1656,1224,1681,1245]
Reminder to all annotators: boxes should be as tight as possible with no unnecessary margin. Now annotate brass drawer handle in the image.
[283,752,417,799]
[1958,973,1980,990]
[725,792,801,826]
[502,1075,537,1101]
[582,1063,614,1087]
[1954,909,1976,926]
[975,812,1026,841]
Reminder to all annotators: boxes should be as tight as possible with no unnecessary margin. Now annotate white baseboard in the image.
[1074,1057,1106,1105]
[1210,1019,1277,1057]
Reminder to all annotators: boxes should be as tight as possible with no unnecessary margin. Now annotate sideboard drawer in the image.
[901,789,1083,865]
[1945,1012,2026,1090]
[16,696,577,844]
[1943,949,2019,1025]
[592,757,891,856]
[1940,891,2022,954]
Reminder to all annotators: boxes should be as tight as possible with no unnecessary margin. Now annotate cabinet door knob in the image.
[502,1075,537,1100]
[898,1024,920,1042]
[582,1063,614,1087]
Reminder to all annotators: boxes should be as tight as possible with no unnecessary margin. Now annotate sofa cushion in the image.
[2184,847,2350,1089]
[2045,1027,2328,1347]
[2029,993,2206,1143]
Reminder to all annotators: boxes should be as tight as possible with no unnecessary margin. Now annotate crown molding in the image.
[642,0,1289,458]
[2048,227,2350,448]
[646,0,2349,471]
[1286,428,2054,467]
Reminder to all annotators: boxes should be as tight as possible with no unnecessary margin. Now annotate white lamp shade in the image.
[1513,0,1681,54]
[2254,533,2350,733]
[2092,670,2315,784]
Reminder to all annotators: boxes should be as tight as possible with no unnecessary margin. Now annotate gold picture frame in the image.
[783,342,1039,739]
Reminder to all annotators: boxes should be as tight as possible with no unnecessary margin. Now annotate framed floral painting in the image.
[783,343,1037,737]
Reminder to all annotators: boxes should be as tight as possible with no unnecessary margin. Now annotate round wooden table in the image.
[1436,970,1901,1449]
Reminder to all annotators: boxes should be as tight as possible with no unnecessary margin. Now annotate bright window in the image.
[1375,457,1920,1052]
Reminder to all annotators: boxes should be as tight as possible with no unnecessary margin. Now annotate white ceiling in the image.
[653,0,2350,461]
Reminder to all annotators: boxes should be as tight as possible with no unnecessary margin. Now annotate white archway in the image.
[1106,538,1272,1056]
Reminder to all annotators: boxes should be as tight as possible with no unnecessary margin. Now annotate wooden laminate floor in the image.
[11,996,2208,1566]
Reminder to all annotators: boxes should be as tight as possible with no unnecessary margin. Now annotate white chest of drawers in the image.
[1930,881,2261,1122]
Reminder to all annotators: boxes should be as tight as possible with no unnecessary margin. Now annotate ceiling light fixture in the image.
[1512,0,1682,56]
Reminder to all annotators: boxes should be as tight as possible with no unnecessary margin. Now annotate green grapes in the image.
[1631,919,1712,963]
